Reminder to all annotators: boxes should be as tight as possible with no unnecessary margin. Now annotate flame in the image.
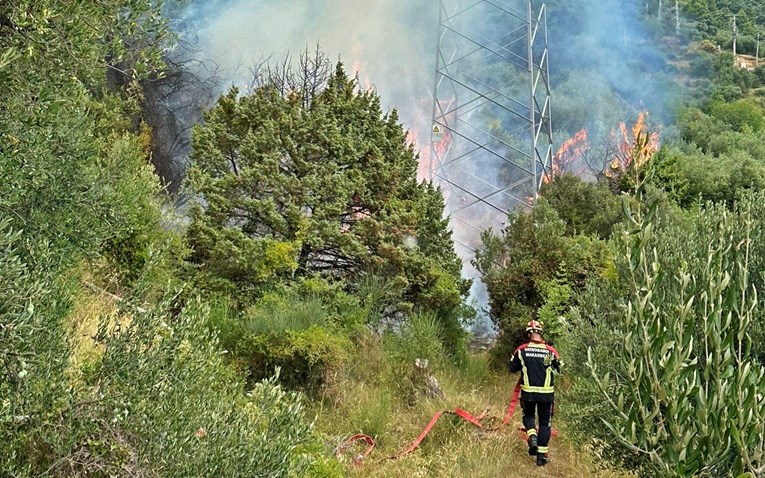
[351,60,373,90]
[409,96,457,182]
[411,127,452,182]
[555,129,589,162]
[349,42,373,91]
[610,111,660,174]
[545,128,589,183]
[605,111,660,179]
[433,129,451,157]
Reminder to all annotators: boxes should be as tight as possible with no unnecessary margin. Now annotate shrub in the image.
[297,276,370,331]
[3,279,341,476]
[569,174,765,476]
[474,199,611,368]
[97,135,167,286]
[434,303,472,365]
[651,146,765,208]
[384,312,447,372]
[0,220,74,475]
[689,53,713,77]
[235,327,350,393]
[710,99,765,133]
[540,173,622,239]
[212,292,351,393]
[383,312,448,402]
[62,295,338,477]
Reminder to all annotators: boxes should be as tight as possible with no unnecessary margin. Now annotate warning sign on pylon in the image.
[432,124,443,141]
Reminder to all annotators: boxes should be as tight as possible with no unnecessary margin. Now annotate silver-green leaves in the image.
[589,176,765,477]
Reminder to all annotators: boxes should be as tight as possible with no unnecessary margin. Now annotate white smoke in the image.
[177,0,437,142]
[165,0,677,333]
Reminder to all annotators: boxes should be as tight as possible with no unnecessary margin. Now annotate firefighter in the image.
[509,320,561,466]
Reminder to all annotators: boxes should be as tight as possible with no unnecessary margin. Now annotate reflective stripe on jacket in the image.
[509,340,561,403]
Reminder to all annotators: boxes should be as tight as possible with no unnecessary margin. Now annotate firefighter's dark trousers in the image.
[522,400,553,454]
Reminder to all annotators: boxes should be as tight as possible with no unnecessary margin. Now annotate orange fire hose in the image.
[335,379,557,464]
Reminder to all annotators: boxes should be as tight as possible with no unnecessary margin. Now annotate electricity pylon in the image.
[429,0,553,257]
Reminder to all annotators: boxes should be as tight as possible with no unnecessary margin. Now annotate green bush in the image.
[96,134,179,287]
[474,199,612,369]
[384,312,447,373]
[569,176,765,476]
[651,146,765,208]
[72,295,337,477]
[487,302,534,370]
[297,276,370,331]
[211,292,351,393]
[434,303,472,365]
[540,173,622,239]
[0,220,74,475]
[710,99,765,133]
[382,312,448,402]
[536,271,573,341]
[3,280,341,476]
[235,327,350,393]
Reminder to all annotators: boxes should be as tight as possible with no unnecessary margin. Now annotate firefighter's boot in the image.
[527,435,538,456]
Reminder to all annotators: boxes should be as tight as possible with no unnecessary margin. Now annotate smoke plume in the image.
[173,0,437,143]
[157,0,682,331]
[548,0,681,139]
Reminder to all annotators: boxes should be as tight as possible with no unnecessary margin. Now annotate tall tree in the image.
[187,62,469,317]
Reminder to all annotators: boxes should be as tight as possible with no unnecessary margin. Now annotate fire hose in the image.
[334,379,557,465]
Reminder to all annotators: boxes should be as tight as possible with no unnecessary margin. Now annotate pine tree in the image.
[187,63,469,315]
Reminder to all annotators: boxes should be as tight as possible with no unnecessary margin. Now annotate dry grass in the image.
[65,290,111,384]
[65,282,131,386]
[315,354,631,478]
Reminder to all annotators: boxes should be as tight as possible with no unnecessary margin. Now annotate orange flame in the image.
[351,61,373,90]
[606,111,660,178]
[414,96,457,182]
[545,128,589,183]
[433,130,452,158]
[412,128,452,182]
[350,43,373,91]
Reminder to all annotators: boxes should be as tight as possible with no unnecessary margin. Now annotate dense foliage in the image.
[186,65,469,317]
[7,0,765,476]
[185,61,472,384]
[680,0,765,55]
[566,180,765,477]
[474,179,617,366]
[477,3,765,476]
[0,2,339,476]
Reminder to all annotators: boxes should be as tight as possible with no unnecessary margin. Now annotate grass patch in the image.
[243,292,328,335]
[314,346,632,478]
[66,284,129,385]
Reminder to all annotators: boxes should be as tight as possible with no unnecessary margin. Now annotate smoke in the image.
[548,0,682,138]
[156,0,682,333]
[172,0,437,142]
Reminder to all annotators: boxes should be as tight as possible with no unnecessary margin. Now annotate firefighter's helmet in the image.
[526,320,544,335]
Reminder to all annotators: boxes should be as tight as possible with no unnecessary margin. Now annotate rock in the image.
[409,358,445,401]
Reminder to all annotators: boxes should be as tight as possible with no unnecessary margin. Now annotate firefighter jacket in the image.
[509,340,561,403]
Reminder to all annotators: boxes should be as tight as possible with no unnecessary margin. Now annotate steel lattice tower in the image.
[430,0,553,256]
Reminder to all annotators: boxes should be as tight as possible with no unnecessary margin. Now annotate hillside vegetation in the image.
[3,1,765,477]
